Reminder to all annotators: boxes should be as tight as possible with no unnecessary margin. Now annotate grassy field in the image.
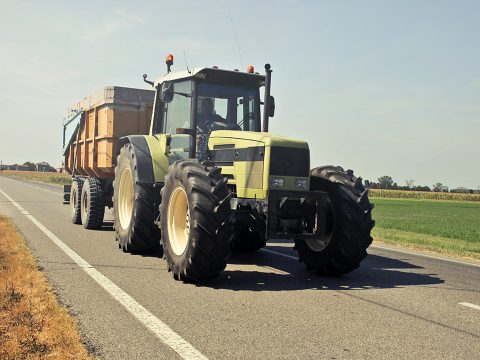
[0,170,71,185]
[0,215,93,359]
[371,197,480,260]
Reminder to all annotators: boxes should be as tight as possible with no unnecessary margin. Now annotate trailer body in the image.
[63,86,154,179]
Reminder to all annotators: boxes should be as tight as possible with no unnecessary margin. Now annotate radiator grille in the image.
[269,147,309,177]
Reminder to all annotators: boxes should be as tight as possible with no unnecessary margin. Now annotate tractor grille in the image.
[269,147,310,177]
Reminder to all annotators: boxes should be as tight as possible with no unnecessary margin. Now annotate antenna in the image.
[183,49,191,74]
[228,5,244,70]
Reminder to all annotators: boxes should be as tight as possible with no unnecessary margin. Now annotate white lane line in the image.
[260,248,298,261]
[459,302,480,311]
[371,244,480,268]
[0,187,207,360]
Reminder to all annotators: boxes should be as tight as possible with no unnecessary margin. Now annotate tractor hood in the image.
[208,130,310,199]
[209,130,308,149]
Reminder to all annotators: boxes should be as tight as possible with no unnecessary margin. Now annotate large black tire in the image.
[70,178,83,224]
[80,178,105,230]
[160,160,234,282]
[113,143,161,253]
[294,165,374,276]
[230,210,266,252]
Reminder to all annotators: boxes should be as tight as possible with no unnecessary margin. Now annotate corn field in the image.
[369,188,480,202]
[0,170,71,185]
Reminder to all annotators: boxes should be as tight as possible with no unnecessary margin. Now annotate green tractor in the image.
[113,56,374,282]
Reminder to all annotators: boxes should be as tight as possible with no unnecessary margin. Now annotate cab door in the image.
[159,80,193,164]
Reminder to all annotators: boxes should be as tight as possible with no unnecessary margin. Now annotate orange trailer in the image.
[63,86,154,179]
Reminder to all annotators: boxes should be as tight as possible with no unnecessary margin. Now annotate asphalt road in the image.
[0,175,479,359]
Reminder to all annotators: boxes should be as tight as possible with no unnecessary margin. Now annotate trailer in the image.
[63,86,155,231]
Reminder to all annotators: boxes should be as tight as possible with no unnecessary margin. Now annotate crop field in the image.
[369,188,480,202]
[0,170,70,185]
[371,198,480,259]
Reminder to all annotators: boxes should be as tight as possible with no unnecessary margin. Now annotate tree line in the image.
[365,176,480,194]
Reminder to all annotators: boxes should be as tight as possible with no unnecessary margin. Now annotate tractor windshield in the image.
[196,83,260,134]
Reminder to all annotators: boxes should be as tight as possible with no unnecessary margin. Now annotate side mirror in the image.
[269,96,275,117]
[160,81,174,103]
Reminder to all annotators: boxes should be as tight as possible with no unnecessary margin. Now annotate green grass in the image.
[371,198,480,259]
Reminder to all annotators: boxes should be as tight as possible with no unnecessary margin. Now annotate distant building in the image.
[36,161,56,172]
[15,164,30,171]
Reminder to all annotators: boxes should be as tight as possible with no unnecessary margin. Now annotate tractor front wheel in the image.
[294,166,374,276]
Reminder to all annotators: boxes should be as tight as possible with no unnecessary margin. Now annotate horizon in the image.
[1,0,479,189]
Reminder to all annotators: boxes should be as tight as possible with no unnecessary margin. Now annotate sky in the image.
[0,0,479,189]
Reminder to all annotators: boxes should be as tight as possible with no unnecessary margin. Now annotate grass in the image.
[0,170,71,186]
[371,198,480,260]
[0,215,94,359]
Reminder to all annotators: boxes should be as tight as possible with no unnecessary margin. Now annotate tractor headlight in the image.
[295,178,308,190]
[271,177,284,188]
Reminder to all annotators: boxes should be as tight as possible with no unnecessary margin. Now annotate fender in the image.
[117,135,169,184]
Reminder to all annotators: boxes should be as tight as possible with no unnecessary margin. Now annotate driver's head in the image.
[201,98,214,115]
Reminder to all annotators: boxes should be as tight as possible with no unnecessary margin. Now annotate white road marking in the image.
[459,302,480,311]
[0,187,208,360]
[371,244,480,268]
[260,248,298,261]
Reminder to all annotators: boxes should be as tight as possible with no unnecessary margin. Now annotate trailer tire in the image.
[294,166,374,276]
[80,178,105,230]
[160,160,234,282]
[230,211,266,252]
[114,143,161,253]
[70,178,83,224]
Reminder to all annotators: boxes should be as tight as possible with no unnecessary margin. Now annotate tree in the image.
[23,161,36,171]
[405,179,415,189]
[378,175,394,189]
[432,182,448,192]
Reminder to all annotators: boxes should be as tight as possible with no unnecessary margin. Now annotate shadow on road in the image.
[203,247,445,291]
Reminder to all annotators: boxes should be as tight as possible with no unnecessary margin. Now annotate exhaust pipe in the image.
[262,64,272,132]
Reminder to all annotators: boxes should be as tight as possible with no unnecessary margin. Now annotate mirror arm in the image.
[143,74,154,87]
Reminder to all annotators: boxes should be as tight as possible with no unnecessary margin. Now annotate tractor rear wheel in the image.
[230,211,266,252]
[160,160,234,282]
[113,143,161,253]
[80,177,105,230]
[294,166,374,276]
[70,178,83,224]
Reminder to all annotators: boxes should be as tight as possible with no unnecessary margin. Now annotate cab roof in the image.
[154,67,266,88]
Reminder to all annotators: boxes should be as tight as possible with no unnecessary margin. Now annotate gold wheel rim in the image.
[118,168,134,230]
[167,186,190,256]
[82,188,88,217]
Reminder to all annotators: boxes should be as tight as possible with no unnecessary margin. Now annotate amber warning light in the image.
[166,54,174,73]
[247,65,254,73]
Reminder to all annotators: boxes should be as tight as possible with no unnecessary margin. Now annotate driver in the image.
[197,98,224,133]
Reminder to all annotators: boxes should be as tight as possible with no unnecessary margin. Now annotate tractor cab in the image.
[144,57,273,162]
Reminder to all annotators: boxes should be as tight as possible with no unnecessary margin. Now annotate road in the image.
[0,175,479,359]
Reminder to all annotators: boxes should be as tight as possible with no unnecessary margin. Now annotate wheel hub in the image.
[167,186,190,256]
[118,168,134,230]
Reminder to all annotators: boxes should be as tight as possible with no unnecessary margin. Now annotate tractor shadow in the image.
[204,245,445,291]
[98,220,114,231]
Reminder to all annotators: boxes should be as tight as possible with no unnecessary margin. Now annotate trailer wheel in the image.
[70,178,83,224]
[160,160,234,282]
[80,178,105,230]
[114,143,160,253]
[230,211,266,252]
[294,166,374,276]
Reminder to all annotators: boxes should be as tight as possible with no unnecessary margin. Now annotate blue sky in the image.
[0,0,478,189]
